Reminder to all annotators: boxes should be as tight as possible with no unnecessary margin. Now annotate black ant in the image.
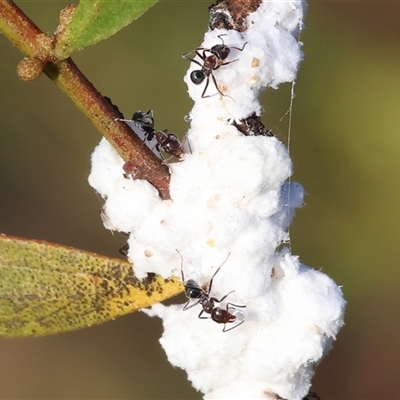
[133,110,184,159]
[119,110,184,160]
[177,250,246,332]
[183,34,247,98]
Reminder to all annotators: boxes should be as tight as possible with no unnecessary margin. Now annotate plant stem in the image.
[209,0,262,31]
[0,0,42,57]
[44,59,171,199]
[0,0,171,199]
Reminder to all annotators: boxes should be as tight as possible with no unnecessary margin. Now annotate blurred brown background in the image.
[1,0,399,399]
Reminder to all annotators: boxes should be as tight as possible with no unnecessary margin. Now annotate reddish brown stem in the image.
[44,60,171,199]
[209,0,262,31]
[0,0,43,56]
[0,0,171,199]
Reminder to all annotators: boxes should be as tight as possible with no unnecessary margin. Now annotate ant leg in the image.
[183,298,201,311]
[198,309,210,319]
[158,150,181,164]
[146,129,156,142]
[181,50,192,59]
[223,318,244,332]
[198,49,208,61]
[222,307,245,332]
[212,290,234,304]
[151,142,163,160]
[216,59,238,69]
[161,155,175,164]
[204,73,234,100]
[230,42,248,52]
[201,75,211,98]
[183,48,206,64]
[211,73,223,96]
[183,55,204,68]
[186,47,212,58]
[183,299,191,310]
[227,302,246,309]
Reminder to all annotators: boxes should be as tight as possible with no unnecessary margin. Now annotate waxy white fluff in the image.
[88,1,346,398]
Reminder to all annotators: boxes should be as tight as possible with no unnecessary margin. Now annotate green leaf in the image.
[0,234,182,337]
[54,0,157,59]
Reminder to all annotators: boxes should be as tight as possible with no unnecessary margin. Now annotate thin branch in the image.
[44,59,171,199]
[0,0,171,199]
[0,0,43,57]
[209,0,262,31]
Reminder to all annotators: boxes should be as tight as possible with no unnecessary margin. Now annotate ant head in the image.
[132,109,155,134]
[190,70,206,85]
[184,279,203,300]
[132,109,154,125]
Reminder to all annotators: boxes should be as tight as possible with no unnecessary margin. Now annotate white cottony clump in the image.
[183,0,305,120]
[145,249,344,400]
[88,0,346,399]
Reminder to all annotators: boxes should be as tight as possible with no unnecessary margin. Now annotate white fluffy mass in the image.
[88,1,346,399]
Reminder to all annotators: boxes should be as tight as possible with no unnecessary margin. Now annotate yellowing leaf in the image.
[54,0,157,59]
[0,234,183,337]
